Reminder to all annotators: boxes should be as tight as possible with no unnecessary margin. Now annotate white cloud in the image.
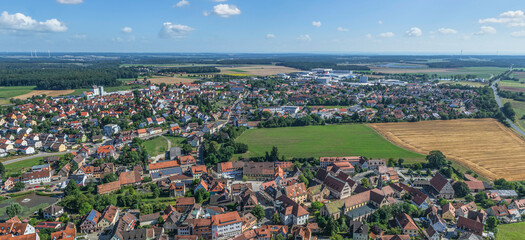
[475,26,496,35]
[112,36,136,43]
[312,21,321,27]
[174,0,189,8]
[265,33,275,39]
[337,26,348,32]
[511,30,525,37]
[297,34,311,41]
[479,10,525,27]
[378,32,395,38]
[203,11,210,16]
[365,33,372,39]
[211,4,241,18]
[121,27,133,33]
[437,28,457,35]
[213,0,227,2]
[378,20,383,24]
[159,22,194,39]
[405,27,422,37]
[57,0,83,4]
[0,11,67,33]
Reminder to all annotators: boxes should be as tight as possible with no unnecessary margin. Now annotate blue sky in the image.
[2,0,525,53]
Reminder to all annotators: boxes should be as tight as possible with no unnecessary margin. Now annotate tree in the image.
[465,195,475,202]
[0,162,5,176]
[310,201,323,212]
[195,188,209,203]
[13,181,25,191]
[486,216,498,231]
[272,212,281,224]
[361,178,370,188]
[6,203,21,218]
[398,158,405,166]
[453,182,470,198]
[102,173,118,183]
[438,198,449,206]
[64,179,80,197]
[140,203,153,214]
[182,144,193,154]
[298,174,309,187]
[150,183,160,199]
[251,205,265,221]
[242,176,248,182]
[426,150,447,168]
[79,202,93,216]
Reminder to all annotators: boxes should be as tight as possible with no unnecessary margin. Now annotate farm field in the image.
[502,98,525,132]
[0,86,36,105]
[439,80,488,87]
[120,63,217,67]
[496,222,525,240]
[218,65,299,76]
[143,137,169,156]
[370,66,506,79]
[369,119,525,181]
[499,80,525,89]
[148,75,198,84]
[235,124,424,162]
[13,90,75,99]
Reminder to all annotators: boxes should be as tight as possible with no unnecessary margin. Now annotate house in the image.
[35,221,62,231]
[424,225,440,240]
[98,206,119,231]
[442,203,455,221]
[169,182,186,197]
[284,183,307,204]
[21,170,51,185]
[113,212,137,235]
[277,196,309,226]
[486,205,510,222]
[191,165,207,179]
[211,211,243,240]
[179,155,197,172]
[455,202,478,218]
[428,212,446,233]
[42,204,64,219]
[97,145,116,158]
[49,223,76,240]
[139,212,160,227]
[395,213,419,237]
[323,175,352,199]
[320,189,390,221]
[80,209,101,233]
[176,197,195,212]
[429,173,455,199]
[509,199,525,215]
[457,216,483,236]
[215,162,244,179]
[307,185,330,202]
[148,160,179,173]
[119,168,142,186]
[348,220,369,240]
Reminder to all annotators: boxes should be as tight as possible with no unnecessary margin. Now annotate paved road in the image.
[2,150,73,165]
[491,78,525,136]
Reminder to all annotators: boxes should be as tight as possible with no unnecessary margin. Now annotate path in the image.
[491,78,525,137]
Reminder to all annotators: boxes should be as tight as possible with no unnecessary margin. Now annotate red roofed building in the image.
[97,145,115,158]
[148,160,179,173]
[211,211,242,240]
[395,213,419,237]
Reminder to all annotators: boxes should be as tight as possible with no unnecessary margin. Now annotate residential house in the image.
[429,173,455,199]
[211,211,243,240]
[396,213,419,237]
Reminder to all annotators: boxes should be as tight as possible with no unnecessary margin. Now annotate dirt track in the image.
[369,119,525,181]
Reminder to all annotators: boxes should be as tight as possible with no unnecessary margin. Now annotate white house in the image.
[21,170,51,185]
[211,212,242,240]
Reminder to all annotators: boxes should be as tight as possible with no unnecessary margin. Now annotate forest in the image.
[157,66,220,74]
[0,62,137,90]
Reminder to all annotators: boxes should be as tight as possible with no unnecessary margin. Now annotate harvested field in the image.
[13,90,75,99]
[369,119,525,181]
[370,67,456,74]
[218,65,299,76]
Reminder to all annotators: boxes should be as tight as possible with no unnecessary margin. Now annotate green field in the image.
[165,136,186,146]
[235,124,424,162]
[120,63,218,67]
[497,222,525,240]
[228,69,248,73]
[500,80,525,89]
[3,154,66,176]
[0,86,36,105]
[439,80,488,87]
[441,67,507,79]
[143,137,169,156]
[502,98,525,132]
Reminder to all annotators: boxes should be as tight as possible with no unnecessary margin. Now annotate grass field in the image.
[13,90,75,99]
[502,98,525,132]
[235,124,424,162]
[496,222,525,240]
[369,119,525,181]
[499,80,525,89]
[3,154,65,176]
[143,137,169,156]
[165,136,186,146]
[0,86,36,98]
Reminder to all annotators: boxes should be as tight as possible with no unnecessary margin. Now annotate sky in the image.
[2,0,525,54]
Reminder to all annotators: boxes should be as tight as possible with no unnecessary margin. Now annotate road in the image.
[491,78,525,136]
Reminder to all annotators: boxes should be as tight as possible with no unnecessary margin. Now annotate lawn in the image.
[3,153,66,176]
[497,222,525,240]
[165,136,186,146]
[235,124,424,162]
[143,137,169,156]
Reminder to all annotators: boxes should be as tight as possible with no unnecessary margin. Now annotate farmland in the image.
[148,75,198,85]
[235,124,424,162]
[502,98,525,132]
[218,65,299,76]
[496,222,525,240]
[369,119,525,181]
[13,90,75,99]
[370,66,507,79]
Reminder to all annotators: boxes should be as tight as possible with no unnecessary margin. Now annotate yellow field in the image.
[148,76,196,85]
[369,119,525,181]
[218,65,299,76]
[13,90,75,99]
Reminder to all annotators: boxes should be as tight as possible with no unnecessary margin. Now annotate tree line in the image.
[157,66,220,74]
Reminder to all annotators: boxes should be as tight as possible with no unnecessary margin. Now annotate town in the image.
[0,64,520,240]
